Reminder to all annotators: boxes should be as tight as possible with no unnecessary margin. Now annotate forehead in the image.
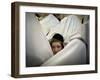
[52,42,61,46]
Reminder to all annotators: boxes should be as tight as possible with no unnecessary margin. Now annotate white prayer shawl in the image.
[41,39,86,66]
[62,15,82,43]
[26,13,88,66]
[81,21,89,44]
[46,15,82,43]
[26,13,53,67]
[46,17,68,40]
[41,15,87,66]
[40,14,59,36]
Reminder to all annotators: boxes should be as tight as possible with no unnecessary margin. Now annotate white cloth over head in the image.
[46,15,83,43]
[26,13,53,67]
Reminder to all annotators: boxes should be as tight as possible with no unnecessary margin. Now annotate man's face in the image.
[51,42,63,54]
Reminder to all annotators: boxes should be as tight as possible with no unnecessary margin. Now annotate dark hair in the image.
[50,39,64,48]
[52,33,64,42]
[50,33,64,48]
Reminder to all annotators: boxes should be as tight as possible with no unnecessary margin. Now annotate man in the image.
[50,33,64,54]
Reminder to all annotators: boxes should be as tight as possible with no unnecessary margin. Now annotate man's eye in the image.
[57,46,61,48]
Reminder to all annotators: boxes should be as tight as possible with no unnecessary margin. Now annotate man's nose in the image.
[55,48,59,52]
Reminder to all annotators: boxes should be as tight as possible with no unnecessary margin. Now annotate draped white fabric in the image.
[26,13,53,67]
[81,21,89,44]
[41,39,86,66]
[41,15,87,66]
[62,15,82,43]
[40,14,59,35]
[46,15,83,43]
[26,13,88,66]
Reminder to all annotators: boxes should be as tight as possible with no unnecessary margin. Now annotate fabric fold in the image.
[26,13,53,67]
